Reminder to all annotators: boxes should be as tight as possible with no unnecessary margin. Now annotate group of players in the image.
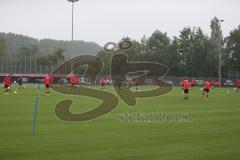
[2,74,240,98]
[43,74,79,95]
[100,77,141,90]
[2,74,24,95]
[181,78,240,100]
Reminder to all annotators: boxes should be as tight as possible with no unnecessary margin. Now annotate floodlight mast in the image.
[217,19,224,87]
[67,0,79,72]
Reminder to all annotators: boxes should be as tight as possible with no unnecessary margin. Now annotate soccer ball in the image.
[14,91,18,94]
[226,90,230,94]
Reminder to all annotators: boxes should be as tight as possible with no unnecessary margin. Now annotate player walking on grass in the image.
[18,76,24,89]
[50,75,53,87]
[202,80,210,98]
[3,75,12,95]
[74,76,79,87]
[133,78,140,90]
[181,79,185,89]
[211,79,216,90]
[183,80,190,100]
[100,78,106,90]
[117,77,123,90]
[191,78,195,89]
[44,74,51,95]
[70,74,79,90]
[236,79,240,93]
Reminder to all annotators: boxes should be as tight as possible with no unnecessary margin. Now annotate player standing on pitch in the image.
[202,80,210,98]
[181,79,185,89]
[44,74,51,95]
[117,77,123,90]
[191,78,195,89]
[18,76,24,89]
[3,74,12,95]
[100,78,106,90]
[133,78,140,90]
[211,79,216,90]
[236,79,240,93]
[183,80,190,100]
[50,75,53,87]
[74,75,79,87]
[70,74,79,90]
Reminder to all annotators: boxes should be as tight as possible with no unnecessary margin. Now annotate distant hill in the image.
[0,32,102,57]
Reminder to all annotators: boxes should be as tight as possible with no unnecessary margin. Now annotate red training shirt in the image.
[184,80,190,89]
[3,76,12,85]
[205,81,210,89]
[44,75,50,85]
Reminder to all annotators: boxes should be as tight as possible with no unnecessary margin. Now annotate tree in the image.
[96,50,113,75]
[37,48,65,66]
[48,48,65,65]
[177,27,215,77]
[118,37,141,61]
[224,25,240,71]
[0,36,6,57]
[147,30,171,65]
[210,17,224,77]
[177,27,194,76]
[168,36,181,75]
[16,47,34,57]
[140,35,148,61]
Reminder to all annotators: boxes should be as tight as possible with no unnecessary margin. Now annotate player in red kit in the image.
[3,75,12,95]
[70,74,78,90]
[100,78,106,90]
[211,80,216,90]
[183,80,190,100]
[74,76,79,87]
[133,78,140,90]
[202,80,210,98]
[236,79,240,93]
[50,75,53,86]
[181,79,185,89]
[191,78,195,89]
[44,74,51,95]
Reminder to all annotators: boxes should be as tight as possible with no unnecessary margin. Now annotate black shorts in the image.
[45,84,50,88]
[4,85,9,89]
[204,88,209,93]
[191,84,195,87]
[184,89,189,94]
[19,82,23,86]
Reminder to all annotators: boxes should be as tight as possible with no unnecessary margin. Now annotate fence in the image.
[0,56,58,74]
[228,71,240,80]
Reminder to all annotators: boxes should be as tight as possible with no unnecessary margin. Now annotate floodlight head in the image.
[67,0,79,2]
[217,19,224,23]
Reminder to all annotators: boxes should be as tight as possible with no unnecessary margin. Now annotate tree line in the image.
[97,17,240,77]
[0,17,240,77]
[0,32,102,66]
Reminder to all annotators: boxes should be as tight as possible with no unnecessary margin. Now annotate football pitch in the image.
[0,85,240,160]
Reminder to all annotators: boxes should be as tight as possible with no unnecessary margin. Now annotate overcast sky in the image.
[0,0,239,46]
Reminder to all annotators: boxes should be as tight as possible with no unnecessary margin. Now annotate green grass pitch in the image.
[0,85,240,160]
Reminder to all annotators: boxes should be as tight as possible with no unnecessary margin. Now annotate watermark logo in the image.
[51,42,173,121]
[103,39,133,52]
[118,108,192,122]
